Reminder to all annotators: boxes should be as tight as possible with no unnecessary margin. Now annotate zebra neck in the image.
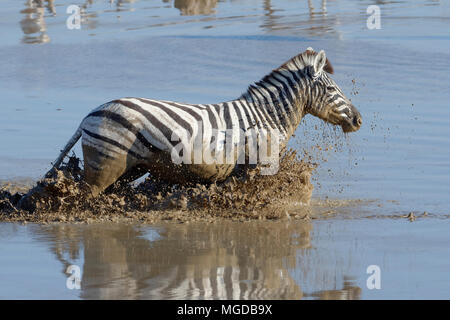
[240,69,310,140]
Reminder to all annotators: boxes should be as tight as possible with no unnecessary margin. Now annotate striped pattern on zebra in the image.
[46,47,362,196]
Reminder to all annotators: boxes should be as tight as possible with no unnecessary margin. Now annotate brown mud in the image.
[0,150,316,224]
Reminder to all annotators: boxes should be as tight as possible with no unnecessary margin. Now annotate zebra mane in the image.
[278,48,334,75]
[240,48,333,101]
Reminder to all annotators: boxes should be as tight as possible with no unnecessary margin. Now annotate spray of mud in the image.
[0,150,315,224]
[0,78,367,224]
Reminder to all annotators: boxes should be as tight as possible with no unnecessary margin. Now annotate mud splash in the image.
[0,150,315,224]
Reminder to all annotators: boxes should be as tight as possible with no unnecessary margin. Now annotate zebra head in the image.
[302,48,362,133]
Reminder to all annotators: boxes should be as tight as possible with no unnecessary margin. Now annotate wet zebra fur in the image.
[44,47,362,196]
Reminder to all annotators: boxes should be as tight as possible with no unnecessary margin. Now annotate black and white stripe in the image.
[79,72,312,165]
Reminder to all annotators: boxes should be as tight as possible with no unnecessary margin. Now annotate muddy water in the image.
[1,0,450,299]
[2,216,450,299]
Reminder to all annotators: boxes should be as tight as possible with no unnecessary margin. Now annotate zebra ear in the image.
[313,50,327,74]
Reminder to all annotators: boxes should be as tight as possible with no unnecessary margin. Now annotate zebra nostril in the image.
[353,116,362,127]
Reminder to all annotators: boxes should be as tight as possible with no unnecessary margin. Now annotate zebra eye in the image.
[326,86,334,91]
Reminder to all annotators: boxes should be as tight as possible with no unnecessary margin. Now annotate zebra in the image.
[44,47,362,197]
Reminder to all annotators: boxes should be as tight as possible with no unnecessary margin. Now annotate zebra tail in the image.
[44,126,83,178]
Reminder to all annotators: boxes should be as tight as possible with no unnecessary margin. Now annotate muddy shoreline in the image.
[0,151,317,224]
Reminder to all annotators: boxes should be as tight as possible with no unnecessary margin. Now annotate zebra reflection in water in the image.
[33,221,361,300]
[20,0,54,44]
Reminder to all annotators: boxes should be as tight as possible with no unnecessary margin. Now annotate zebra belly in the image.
[145,151,236,184]
[81,132,235,187]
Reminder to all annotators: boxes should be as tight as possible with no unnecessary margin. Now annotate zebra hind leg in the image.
[82,144,142,197]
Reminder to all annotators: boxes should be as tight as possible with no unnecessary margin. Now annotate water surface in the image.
[2,216,449,300]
